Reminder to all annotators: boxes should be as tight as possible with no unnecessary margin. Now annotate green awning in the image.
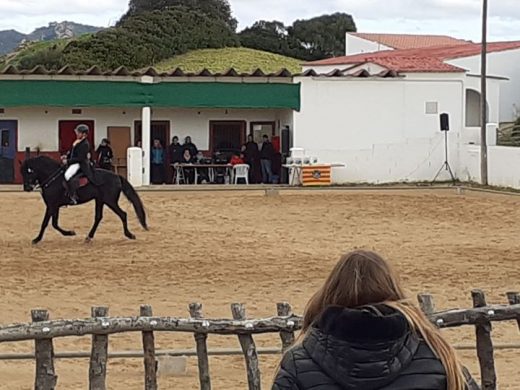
[0,80,300,111]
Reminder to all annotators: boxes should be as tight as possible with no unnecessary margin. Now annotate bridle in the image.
[30,166,64,191]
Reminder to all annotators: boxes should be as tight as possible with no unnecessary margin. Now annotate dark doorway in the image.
[134,121,170,149]
[210,121,246,154]
[135,121,171,183]
[0,120,17,184]
[58,120,95,156]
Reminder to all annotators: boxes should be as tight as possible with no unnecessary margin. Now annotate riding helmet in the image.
[75,124,89,133]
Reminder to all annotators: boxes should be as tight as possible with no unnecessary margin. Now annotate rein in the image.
[36,167,65,190]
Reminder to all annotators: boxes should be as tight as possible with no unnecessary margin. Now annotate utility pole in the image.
[480,0,488,185]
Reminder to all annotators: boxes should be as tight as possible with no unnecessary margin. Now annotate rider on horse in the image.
[63,124,98,204]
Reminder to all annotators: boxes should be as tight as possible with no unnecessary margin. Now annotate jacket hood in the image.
[302,304,420,389]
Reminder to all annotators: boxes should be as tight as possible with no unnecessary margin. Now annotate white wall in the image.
[448,48,520,123]
[460,144,520,189]
[1,107,292,152]
[345,34,393,55]
[293,76,464,183]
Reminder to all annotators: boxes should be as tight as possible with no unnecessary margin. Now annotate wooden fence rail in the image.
[0,292,518,390]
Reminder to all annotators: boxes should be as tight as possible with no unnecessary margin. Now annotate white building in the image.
[0,67,298,185]
[297,40,520,185]
[3,37,520,189]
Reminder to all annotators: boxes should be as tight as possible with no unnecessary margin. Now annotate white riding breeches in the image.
[64,164,80,181]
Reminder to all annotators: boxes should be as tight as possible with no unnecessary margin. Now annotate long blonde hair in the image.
[300,250,466,390]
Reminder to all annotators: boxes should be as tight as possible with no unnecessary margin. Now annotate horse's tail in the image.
[120,176,148,230]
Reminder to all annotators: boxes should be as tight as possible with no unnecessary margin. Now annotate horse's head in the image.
[20,159,39,192]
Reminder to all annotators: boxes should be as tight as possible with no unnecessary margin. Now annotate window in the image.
[465,89,489,127]
[1,130,9,147]
[425,102,438,115]
[251,122,275,144]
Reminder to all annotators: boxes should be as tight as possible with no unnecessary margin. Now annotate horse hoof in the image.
[127,234,136,240]
[32,238,41,245]
[85,237,93,244]
[65,231,76,236]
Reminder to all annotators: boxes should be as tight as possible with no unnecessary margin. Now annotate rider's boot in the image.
[66,178,79,205]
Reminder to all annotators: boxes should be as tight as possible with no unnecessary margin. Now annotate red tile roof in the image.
[308,41,520,73]
[351,33,471,50]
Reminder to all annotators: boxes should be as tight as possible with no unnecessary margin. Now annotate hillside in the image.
[0,30,25,55]
[0,21,102,55]
[155,47,302,73]
[1,35,92,70]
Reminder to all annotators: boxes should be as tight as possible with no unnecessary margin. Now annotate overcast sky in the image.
[1,0,519,42]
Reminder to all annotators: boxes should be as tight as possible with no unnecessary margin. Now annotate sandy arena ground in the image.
[0,188,519,389]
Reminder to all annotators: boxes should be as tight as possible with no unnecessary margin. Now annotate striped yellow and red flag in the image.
[302,165,331,186]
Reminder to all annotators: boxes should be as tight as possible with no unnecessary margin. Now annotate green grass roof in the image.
[155,47,302,74]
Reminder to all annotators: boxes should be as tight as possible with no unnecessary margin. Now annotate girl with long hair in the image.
[272,250,479,390]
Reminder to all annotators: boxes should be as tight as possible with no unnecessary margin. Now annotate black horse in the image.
[21,156,148,244]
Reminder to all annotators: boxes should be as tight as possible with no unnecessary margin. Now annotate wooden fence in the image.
[0,290,519,390]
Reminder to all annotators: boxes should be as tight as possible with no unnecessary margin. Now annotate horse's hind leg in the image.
[86,200,104,242]
[107,201,135,240]
[52,209,76,237]
[33,208,52,244]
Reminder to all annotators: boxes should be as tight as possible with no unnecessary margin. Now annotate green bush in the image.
[62,8,238,70]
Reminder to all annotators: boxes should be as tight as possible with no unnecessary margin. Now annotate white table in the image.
[283,164,346,186]
[172,164,233,185]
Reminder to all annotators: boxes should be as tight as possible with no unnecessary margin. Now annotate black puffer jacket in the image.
[273,305,479,390]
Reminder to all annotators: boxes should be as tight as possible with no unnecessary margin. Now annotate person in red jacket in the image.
[230,152,245,166]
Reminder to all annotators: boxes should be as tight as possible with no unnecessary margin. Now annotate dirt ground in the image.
[0,188,519,389]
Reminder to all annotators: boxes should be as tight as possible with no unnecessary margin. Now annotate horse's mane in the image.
[26,155,62,171]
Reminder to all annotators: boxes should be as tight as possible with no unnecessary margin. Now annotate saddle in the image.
[71,174,90,188]
[78,176,89,188]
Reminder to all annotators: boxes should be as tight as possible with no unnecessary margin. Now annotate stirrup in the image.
[69,195,78,205]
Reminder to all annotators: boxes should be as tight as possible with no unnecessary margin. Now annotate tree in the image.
[238,21,298,58]
[122,0,237,31]
[289,13,356,60]
[239,13,357,61]
[62,8,238,70]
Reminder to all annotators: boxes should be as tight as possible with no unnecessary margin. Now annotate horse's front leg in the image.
[85,199,104,243]
[52,208,76,237]
[32,208,52,244]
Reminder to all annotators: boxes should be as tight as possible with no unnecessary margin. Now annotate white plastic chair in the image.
[233,164,249,185]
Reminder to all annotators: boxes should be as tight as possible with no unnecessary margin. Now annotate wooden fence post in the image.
[417,293,435,316]
[89,306,109,390]
[231,303,261,390]
[189,303,211,390]
[276,302,295,352]
[140,305,157,390]
[506,292,520,332]
[472,290,497,390]
[31,309,57,390]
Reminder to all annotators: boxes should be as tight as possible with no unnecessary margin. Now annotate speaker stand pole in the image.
[432,130,456,185]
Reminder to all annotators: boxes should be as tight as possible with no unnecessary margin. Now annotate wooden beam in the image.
[89,307,109,390]
[506,292,520,332]
[480,0,489,185]
[2,303,520,343]
[140,305,157,390]
[428,303,520,328]
[32,310,57,390]
[189,303,211,390]
[276,302,295,352]
[231,304,261,390]
[472,290,496,390]
[0,314,303,342]
[417,293,435,316]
